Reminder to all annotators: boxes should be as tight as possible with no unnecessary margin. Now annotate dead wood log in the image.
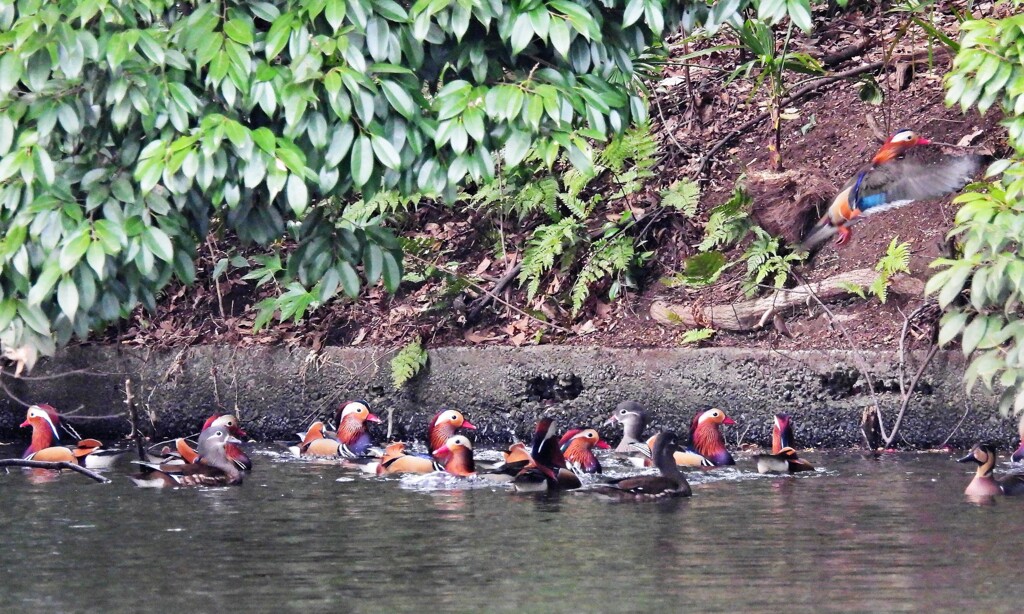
[651,268,925,332]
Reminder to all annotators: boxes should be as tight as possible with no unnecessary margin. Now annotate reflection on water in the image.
[1,448,1021,612]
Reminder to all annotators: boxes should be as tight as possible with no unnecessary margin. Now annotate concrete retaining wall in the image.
[0,345,1015,450]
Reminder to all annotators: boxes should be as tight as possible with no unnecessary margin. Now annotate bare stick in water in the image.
[0,459,111,483]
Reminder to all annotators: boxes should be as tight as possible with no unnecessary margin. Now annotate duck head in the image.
[872,129,931,164]
[689,408,736,466]
[196,426,243,472]
[559,428,609,474]
[334,401,380,454]
[428,409,477,455]
[772,413,795,454]
[204,414,248,439]
[604,401,648,452]
[432,435,476,477]
[958,443,996,477]
[20,404,61,457]
[649,430,682,469]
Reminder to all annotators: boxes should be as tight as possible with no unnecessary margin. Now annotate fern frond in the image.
[680,327,716,345]
[570,235,635,314]
[661,179,701,217]
[519,218,586,300]
[342,191,422,224]
[698,186,753,252]
[740,227,804,297]
[391,336,429,389]
[870,237,912,303]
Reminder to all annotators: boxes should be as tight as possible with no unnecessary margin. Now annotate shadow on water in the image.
[1,447,1023,612]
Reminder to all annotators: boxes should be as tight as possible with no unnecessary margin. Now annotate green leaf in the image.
[352,135,374,187]
[785,0,813,32]
[371,135,401,169]
[28,263,61,305]
[381,250,402,292]
[57,276,80,321]
[364,243,384,284]
[142,227,175,263]
[59,231,91,272]
[337,260,361,298]
[286,174,308,215]
[381,80,416,119]
[223,19,254,45]
[18,302,51,335]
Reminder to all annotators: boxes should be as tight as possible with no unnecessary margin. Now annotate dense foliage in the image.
[0,0,822,364]
[927,9,1024,413]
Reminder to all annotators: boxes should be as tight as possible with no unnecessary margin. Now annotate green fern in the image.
[570,235,635,315]
[661,179,701,217]
[870,237,912,303]
[342,191,421,224]
[680,327,716,345]
[698,186,753,252]
[599,124,658,196]
[519,217,586,300]
[740,227,805,297]
[838,281,869,299]
[391,336,429,389]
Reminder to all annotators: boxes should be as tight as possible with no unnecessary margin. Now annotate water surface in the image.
[0,448,1018,612]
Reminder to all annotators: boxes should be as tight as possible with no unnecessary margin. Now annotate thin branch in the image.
[0,459,111,483]
[883,344,940,447]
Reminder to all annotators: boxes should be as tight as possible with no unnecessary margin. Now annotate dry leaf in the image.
[957,129,984,147]
[474,258,492,275]
[350,327,367,346]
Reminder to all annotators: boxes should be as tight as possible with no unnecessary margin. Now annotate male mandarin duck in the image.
[175,414,252,471]
[957,443,1024,497]
[592,431,692,501]
[688,408,736,466]
[755,413,815,474]
[634,434,714,468]
[559,428,610,476]
[431,435,477,477]
[603,400,648,453]
[291,401,380,458]
[375,442,446,475]
[1011,415,1024,463]
[129,426,244,487]
[801,129,989,250]
[427,409,477,460]
[512,418,582,492]
[20,404,124,469]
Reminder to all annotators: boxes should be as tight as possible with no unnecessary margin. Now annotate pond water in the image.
[0,446,1019,612]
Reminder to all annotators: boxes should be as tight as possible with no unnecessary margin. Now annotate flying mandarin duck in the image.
[801,129,989,250]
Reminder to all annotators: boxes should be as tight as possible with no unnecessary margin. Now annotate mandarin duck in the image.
[375,442,446,475]
[1011,415,1024,463]
[957,443,1024,497]
[129,426,244,487]
[754,413,815,474]
[512,418,582,492]
[603,401,648,453]
[20,404,125,469]
[592,431,692,501]
[290,401,381,458]
[688,408,736,466]
[431,435,477,477]
[427,409,477,460]
[175,414,252,471]
[801,129,989,250]
[633,434,714,468]
[559,428,610,476]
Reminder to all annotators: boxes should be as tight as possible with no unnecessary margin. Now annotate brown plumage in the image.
[592,431,692,500]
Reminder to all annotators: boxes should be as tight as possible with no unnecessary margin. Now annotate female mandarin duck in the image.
[513,418,582,492]
[559,428,610,475]
[20,404,124,469]
[427,409,477,460]
[957,443,1024,497]
[605,402,716,467]
[130,426,244,487]
[801,129,988,250]
[593,431,692,500]
[603,401,648,453]
[175,414,252,470]
[688,408,736,466]
[291,401,380,458]
[755,413,815,474]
